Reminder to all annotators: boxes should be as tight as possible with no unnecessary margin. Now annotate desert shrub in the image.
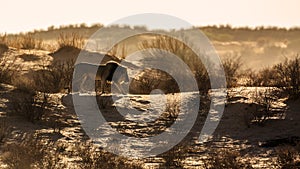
[163,96,180,121]
[2,135,66,169]
[274,56,300,98]
[203,149,253,169]
[11,89,47,123]
[0,43,8,55]
[11,75,36,93]
[2,34,43,50]
[222,56,242,87]
[0,55,19,84]
[129,68,179,94]
[19,34,43,49]
[250,67,279,87]
[249,87,283,125]
[159,144,189,168]
[0,34,9,53]
[2,135,46,169]
[37,142,68,169]
[33,60,74,93]
[251,56,300,98]
[276,145,300,169]
[193,60,211,92]
[57,32,85,49]
[108,43,127,59]
[74,142,144,169]
[139,35,211,92]
[0,33,8,43]
[137,73,161,94]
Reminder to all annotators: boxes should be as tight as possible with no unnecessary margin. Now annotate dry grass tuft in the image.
[2,135,46,169]
[0,55,19,84]
[19,34,43,49]
[203,149,253,169]
[57,32,85,49]
[74,142,144,169]
[2,135,66,169]
[11,89,47,123]
[276,145,300,168]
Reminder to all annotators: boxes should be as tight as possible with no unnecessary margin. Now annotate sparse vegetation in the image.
[164,97,180,120]
[129,68,180,94]
[250,87,281,125]
[1,33,43,50]
[57,32,85,49]
[0,55,19,84]
[1,23,300,169]
[0,43,8,55]
[0,34,9,53]
[74,142,144,169]
[19,34,43,49]
[203,149,253,169]
[2,135,46,169]
[160,144,189,168]
[2,135,67,169]
[139,35,211,92]
[246,55,300,99]
[222,56,242,87]
[11,89,47,123]
[33,60,74,93]
[276,145,300,168]
[275,56,300,98]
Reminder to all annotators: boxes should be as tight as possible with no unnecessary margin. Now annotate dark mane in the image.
[104,61,119,81]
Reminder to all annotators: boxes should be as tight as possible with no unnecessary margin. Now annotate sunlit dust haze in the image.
[0,0,299,33]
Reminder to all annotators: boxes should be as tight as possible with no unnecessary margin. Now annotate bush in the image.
[159,144,189,168]
[0,55,19,84]
[129,68,179,94]
[163,96,180,121]
[0,34,9,53]
[139,35,210,92]
[2,135,66,169]
[222,56,242,87]
[33,60,74,93]
[19,34,43,49]
[203,149,253,169]
[2,33,43,50]
[2,135,46,169]
[57,32,85,49]
[250,55,300,98]
[74,142,144,169]
[0,43,8,55]
[254,67,280,87]
[11,89,47,123]
[276,145,300,168]
[246,87,283,126]
[274,56,300,97]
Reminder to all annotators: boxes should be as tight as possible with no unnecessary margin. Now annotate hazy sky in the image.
[1,0,299,33]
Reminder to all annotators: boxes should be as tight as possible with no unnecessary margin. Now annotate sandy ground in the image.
[0,48,300,168]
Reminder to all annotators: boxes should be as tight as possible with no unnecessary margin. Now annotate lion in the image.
[73,61,129,94]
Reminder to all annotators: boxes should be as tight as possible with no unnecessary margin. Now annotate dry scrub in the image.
[203,149,253,169]
[57,32,85,49]
[276,144,300,168]
[0,55,19,84]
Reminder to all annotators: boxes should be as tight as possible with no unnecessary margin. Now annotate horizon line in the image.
[2,22,300,35]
